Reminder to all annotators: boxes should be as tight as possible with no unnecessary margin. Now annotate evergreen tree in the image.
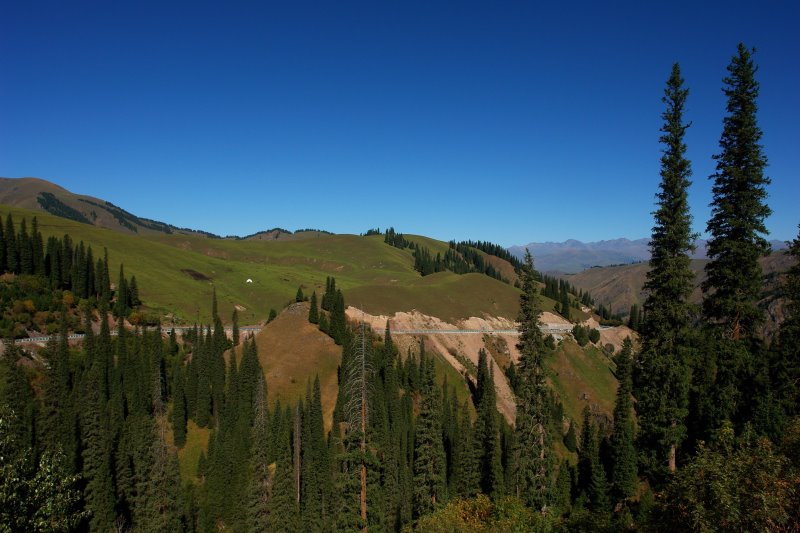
[322,277,335,311]
[39,318,79,471]
[512,250,553,509]
[31,217,44,276]
[452,400,480,498]
[474,359,504,497]
[564,421,578,453]
[232,308,240,346]
[610,338,637,501]
[137,411,183,531]
[0,216,5,272]
[16,218,30,275]
[301,376,330,532]
[318,312,329,335]
[762,226,800,439]
[267,409,300,532]
[308,291,319,324]
[115,263,129,317]
[248,377,271,531]
[560,289,571,321]
[627,303,640,331]
[296,286,305,303]
[81,361,117,531]
[413,355,446,517]
[577,407,609,513]
[129,274,140,307]
[330,289,347,345]
[703,44,771,341]
[211,285,219,320]
[5,215,17,273]
[699,45,771,437]
[636,62,695,478]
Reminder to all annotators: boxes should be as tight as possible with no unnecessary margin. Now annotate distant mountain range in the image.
[508,237,788,274]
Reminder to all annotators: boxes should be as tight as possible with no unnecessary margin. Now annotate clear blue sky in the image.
[1,1,797,247]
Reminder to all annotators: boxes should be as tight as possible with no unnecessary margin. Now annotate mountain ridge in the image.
[509,236,787,274]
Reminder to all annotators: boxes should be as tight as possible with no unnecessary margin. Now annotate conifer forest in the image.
[1,45,799,532]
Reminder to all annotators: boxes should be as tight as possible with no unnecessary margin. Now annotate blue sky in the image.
[1,1,797,247]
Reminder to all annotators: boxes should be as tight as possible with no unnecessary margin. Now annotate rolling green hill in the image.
[1,204,527,325]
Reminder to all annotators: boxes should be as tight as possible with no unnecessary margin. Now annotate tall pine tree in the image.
[412,354,446,517]
[610,338,637,501]
[512,250,553,510]
[701,44,771,434]
[636,63,694,478]
[702,44,771,341]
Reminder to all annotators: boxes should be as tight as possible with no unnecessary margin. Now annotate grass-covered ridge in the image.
[1,205,524,325]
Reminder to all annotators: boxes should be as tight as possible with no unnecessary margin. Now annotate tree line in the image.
[0,213,142,338]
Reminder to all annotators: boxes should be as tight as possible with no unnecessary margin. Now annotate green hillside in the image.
[1,205,527,325]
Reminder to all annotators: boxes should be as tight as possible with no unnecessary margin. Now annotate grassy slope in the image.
[176,420,211,484]
[547,339,617,425]
[2,205,527,324]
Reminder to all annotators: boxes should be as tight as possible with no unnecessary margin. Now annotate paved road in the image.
[10,325,263,345]
[382,325,574,336]
[10,322,576,345]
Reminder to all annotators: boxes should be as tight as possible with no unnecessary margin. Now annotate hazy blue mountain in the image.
[508,238,787,274]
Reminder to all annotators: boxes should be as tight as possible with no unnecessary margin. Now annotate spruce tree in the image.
[453,400,480,498]
[81,362,117,531]
[248,377,271,531]
[330,290,347,345]
[564,421,578,453]
[0,216,6,272]
[700,44,771,436]
[5,215,17,273]
[140,430,183,531]
[765,226,800,437]
[577,407,608,513]
[412,355,446,517]
[40,318,78,469]
[301,376,330,532]
[129,274,140,307]
[18,218,33,275]
[474,360,504,497]
[635,62,695,478]
[702,44,771,341]
[115,263,129,318]
[267,409,300,532]
[232,308,240,346]
[512,249,553,509]
[211,285,219,319]
[610,338,637,501]
[560,289,571,321]
[308,291,319,324]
